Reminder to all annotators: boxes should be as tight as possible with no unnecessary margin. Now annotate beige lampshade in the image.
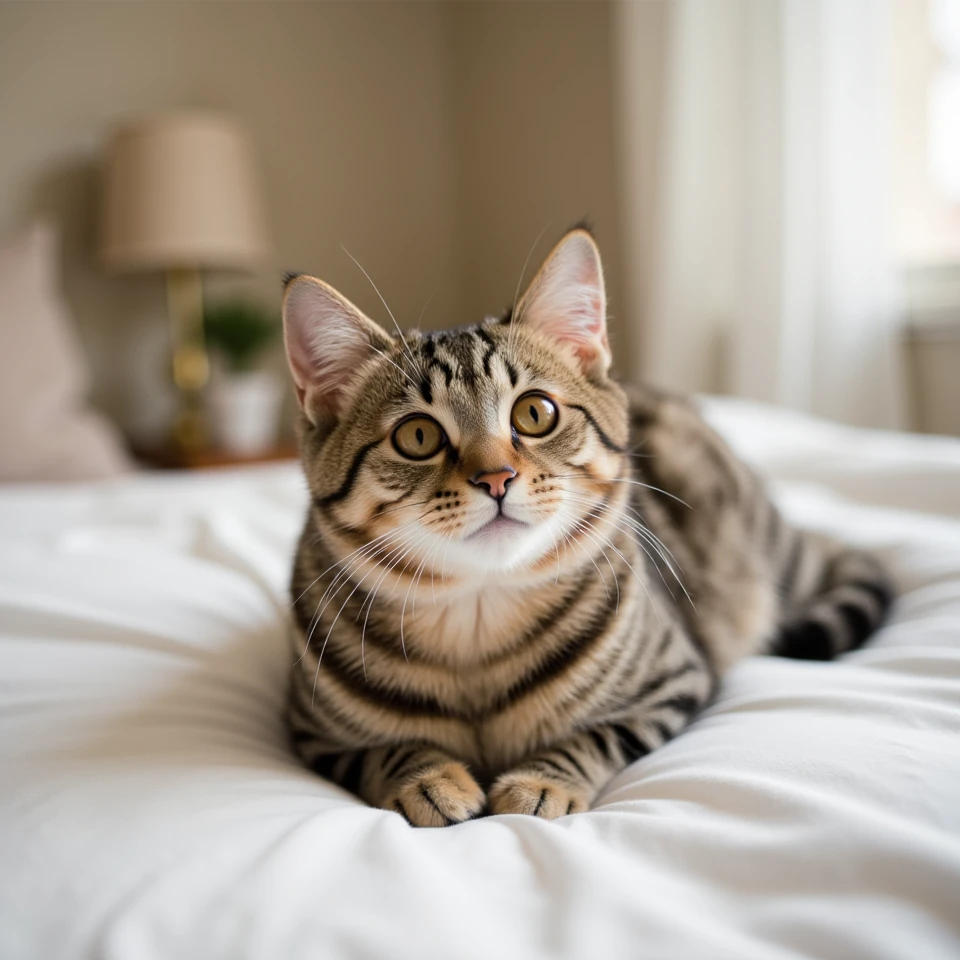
[100,112,267,271]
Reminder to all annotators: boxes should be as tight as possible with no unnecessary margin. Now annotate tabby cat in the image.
[283,226,891,827]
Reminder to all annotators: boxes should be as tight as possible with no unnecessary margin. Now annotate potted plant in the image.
[202,300,284,455]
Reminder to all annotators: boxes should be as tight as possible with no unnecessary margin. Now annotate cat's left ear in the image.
[514,227,610,377]
[282,274,393,425]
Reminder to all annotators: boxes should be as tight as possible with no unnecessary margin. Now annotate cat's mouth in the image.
[465,515,529,541]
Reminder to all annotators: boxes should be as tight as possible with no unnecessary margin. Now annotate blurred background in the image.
[0,0,957,477]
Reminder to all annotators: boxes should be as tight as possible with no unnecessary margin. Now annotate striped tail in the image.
[772,549,894,661]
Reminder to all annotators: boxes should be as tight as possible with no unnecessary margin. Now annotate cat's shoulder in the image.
[620,381,703,432]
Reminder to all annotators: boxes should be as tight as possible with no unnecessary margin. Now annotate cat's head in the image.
[283,226,629,580]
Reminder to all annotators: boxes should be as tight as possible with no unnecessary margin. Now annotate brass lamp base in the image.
[170,394,208,451]
[165,267,209,453]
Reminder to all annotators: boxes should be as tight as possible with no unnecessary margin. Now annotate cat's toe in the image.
[488,771,590,819]
[388,761,485,827]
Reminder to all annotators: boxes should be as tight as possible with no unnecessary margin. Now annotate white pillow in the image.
[0,221,131,481]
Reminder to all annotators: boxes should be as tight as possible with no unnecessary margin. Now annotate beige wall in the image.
[446,1,628,369]
[0,1,630,440]
[0,1,459,440]
[612,0,667,385]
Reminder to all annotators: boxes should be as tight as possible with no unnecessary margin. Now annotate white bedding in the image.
[1,398,959,960]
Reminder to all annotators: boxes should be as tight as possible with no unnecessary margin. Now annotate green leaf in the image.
[202,300,281,372]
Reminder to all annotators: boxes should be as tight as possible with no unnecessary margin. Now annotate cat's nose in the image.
[470,467,517,500]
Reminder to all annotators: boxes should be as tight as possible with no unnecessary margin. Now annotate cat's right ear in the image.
[282,275,392,424]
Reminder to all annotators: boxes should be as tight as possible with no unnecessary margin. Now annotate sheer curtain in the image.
[616,0,907,429]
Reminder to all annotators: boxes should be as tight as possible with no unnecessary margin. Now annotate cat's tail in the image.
[771,548,894,661]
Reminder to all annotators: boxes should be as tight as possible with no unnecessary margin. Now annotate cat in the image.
[282,225,892,827]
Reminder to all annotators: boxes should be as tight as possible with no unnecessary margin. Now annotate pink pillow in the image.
[0,222,131,481]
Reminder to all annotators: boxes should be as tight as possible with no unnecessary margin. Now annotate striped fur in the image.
[283,228,893,826]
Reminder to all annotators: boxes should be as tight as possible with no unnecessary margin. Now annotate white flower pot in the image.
[206,370,284,456]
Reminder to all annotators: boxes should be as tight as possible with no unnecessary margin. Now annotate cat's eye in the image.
[392,416,446,460]
[511,393,558,438]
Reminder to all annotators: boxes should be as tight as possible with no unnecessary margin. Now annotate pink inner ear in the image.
[585,293,604,332]
[517,232,610,374]
[284,314,317,398]
[282,279,379,420]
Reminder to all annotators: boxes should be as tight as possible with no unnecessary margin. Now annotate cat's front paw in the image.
[386,761,485,827]
[488,769,591,820]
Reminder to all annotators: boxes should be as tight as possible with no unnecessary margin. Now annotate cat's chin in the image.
[465,515,528,543]
[435,515,566,576]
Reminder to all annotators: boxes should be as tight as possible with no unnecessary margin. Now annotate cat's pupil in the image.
[529,405,539,423]
[416,427,424,445]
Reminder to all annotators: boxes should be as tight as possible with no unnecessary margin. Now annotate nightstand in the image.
[132,441,299,471]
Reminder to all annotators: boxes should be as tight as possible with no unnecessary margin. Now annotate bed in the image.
[1,397,959,960]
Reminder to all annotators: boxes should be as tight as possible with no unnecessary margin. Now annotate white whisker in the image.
[575,516,662,625]
[562,492,694,609]
[508,222,551,359]
[559,520,612,604]
[341,245,425,380]
[556,474,693,511]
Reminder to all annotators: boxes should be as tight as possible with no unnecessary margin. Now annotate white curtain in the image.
[616,0,907,429]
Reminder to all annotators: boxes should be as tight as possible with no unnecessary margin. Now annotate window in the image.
[893,0,960,266]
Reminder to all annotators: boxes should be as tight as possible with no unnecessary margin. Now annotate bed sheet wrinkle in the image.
[2,399,960,959]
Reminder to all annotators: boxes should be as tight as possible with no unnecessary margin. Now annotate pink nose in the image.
[470,467,517,500]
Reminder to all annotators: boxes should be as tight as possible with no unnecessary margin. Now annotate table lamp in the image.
[100,112,267,450]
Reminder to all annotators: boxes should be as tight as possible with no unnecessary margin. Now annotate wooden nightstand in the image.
[132,441,300,471]
[903,262,960,436]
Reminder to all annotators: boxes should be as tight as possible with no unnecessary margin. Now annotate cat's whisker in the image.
[368,345,419,390]
[561,492,673,568]
[508,222,552,359]
[294,524,420,665]
[430,536,442,607]
[569,517,620,612]
[602,495,686,570]
[575,516,662,625]
[313,527,436,703]
[309,507,428,581]
[290,520,413,613]
[358,537,421,674]
[556,474,693,511]
[315,519,418,590]
[311,537,405,644]
[341,245,425,380]
[357,544,404,624]
[352,529,432,660]
[419,536,446,617]
[308,523,419,631]
[304,529,417,672]
[403,542,435,639]
[557,478,690,581]
[584,494,692,600]
[561,492,693,607]
[385,536,433,662]
[621,522,693,607]
[354,527,433,663]
[558,517,612,603]
[416,293,435,329]
[440,533,452,586]
[573,491,690,589]
[303,506,439,661]
[311,533,426,704]
[319,496,437,535]
[571,520,633,618]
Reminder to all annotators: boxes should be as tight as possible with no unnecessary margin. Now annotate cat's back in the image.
[621,382,783,671]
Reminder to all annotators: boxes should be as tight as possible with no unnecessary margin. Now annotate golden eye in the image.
[392,416,446,460]
[511,393,558,437]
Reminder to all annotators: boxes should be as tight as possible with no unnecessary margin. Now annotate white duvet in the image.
[1,398,959,960]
